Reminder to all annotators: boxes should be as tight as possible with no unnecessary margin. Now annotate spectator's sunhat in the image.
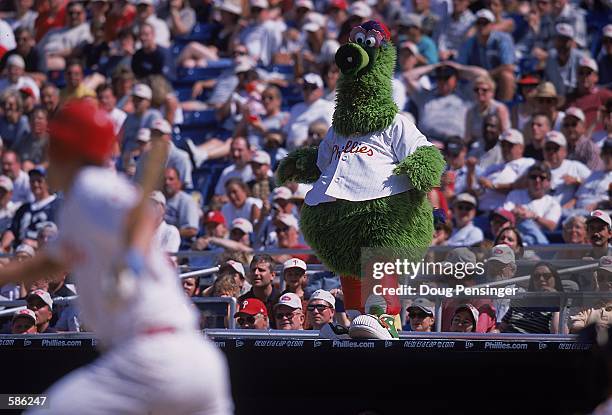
[604,24,612,39]
[15,244,35,257]
[251,150,271,165]
[149,190,166,206]
[555,23,575,39]
[226,260,246,278]
[303,73,324,89]
[217,0,242,15]
[565,107,586,122]
[488,244,515,264]
[272,186,292,201]
[132,83,152,100]
[578,56,598,73]
[27,289,53,309]
[489,208,516,226]
[6,54,25,69]
[250,0,268,8]
[534,82,563,106]
[587,210,612,229]
[274,293,302,310]
[283,258,307,272]
[275,213,299,230]
[136,128,151,142]
[475,9,495,23]
[399,41,419,56]
[499,128,524,145]
[407,298,435,316]
[12,308,36,323]
[454,304,479,327]
[398,13,422,29]
[445,247,477,264]
[347,1,371,17]
[309,289,335,308]
[453,192,477,208]
[151,119,172,135]
[234,298,267,317]
[204,210,226,226]
[231,218,253,234]
[599,256,612,273]
[545,131,567,147]
[0,175,13,192]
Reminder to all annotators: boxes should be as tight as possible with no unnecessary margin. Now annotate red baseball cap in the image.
[234,298,268,317]
[204,210,226,226]
[489,208,516,226]
[517,75,540,85]
[328,0,347,10]
[49,98,116,164]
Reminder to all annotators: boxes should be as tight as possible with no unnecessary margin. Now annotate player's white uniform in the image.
[27,167,233,415]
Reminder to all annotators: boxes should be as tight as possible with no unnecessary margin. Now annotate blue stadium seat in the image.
[47,70,66,89]
[193,160,230,204]
[182,109,217,126]
[176,62,233,83]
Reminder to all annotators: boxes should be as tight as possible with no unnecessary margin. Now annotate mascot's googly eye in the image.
[355,32,366,43]
[366,30,384,47]
[365,36,377,47]
[349,27,367,44]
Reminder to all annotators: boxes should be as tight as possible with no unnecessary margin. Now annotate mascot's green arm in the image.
[393,145,446,193]
[276,146,321,185]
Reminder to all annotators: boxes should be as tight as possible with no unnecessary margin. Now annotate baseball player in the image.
[0,99,233,414]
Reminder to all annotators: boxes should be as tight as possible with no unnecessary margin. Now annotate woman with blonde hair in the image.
[464,75,510,145]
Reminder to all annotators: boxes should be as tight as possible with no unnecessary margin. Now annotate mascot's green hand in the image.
[276,146,322,185]
[393,145,445,193]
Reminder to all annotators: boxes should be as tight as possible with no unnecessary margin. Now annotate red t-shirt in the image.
[34,0,67,42]
[564,88,612,131]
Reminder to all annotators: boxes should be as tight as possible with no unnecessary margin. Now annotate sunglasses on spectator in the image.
[474,87,491,93]
[544,145,560,153]
[303,83,318,91]
[409,311,430,319]
[276,226,290,233]
[528,174,549,181]
[307,304,331,312]
[262,94,276,101]
[275,310,300,320]
[237,315,261,325]
[562,121,578,128]
[536,97,557,104]
[456,203,474,212]
[578,69,593,76]
[451,317,473,326]
[534,272,554,279]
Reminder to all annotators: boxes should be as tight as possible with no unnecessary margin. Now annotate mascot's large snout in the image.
[335,43,370,76]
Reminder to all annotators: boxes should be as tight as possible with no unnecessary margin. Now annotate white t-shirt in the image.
[214,164,254,196]
[575,170,612,209]
[154,221,180,253]
[109,107,127,135]
[550,159,591,205]
[478,158,535,211]
[447,222,484,247]
[503,189,562,226]
[221,197,262,225]
[0,76,40,100]
[305,113,433,206]
[285,98,334,151]
[11,169,33,204]
[48,167,197,348]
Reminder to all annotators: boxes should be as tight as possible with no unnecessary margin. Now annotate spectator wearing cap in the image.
[285,73,334,150]
[247,150,275,201]
[598,25,612,86]
[542,23,584,97]
[511,75,540,132]
[562,107,603,171]
[272,213,316,264]
[212,137,255,198]
[307,289,336,330]
[564,57,612,131]
[26,289,56,333]
[274,292,305,330]
[436,0,476,61]
[486,244,517,321]
[447,193,484,246]
[255,186,295,248]
[405,61,488,140]
[406,298,435,332]
[338,1,371,44]
[192,210,228,254]
[239,254,280,325]
[0,90,30,149]
[133,0,171,49]
[542,131,590,209]
[533,82,566,133]
[194,216,254,258]
[523,112,551,161]
[584,210,612,260]
[326,0,348,39]
[494,226,530,261]
[0,53,39,102]
[442,136,482,199]
[221,177,262,226]
[131,22,170,79]
[489,208,516,239]
[501,262,566,334]
[96,83,127,136]
[503,162,560,245]
[238,0,285,67]
[550,0,586,50]
[149,191,181,256]
[13,108,49,170]
[281,258,308,300]
[2,167,59,251]
[219,260,250,296]
[11,308,37,334]
[469,129,535,212]
[0,175,17,235]
[464,75,510,144]
[573,140,612,211]
[569,255,612,333]
[162,167,199,241]
[1,150,31,204]
[458,9,516,101]
[466,113,504,170]
[301,12,340,69]
[450,304,479,332]
[397,13,438,65]
[235,298,270,329]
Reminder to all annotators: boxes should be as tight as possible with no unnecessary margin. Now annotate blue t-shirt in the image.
[459,31,515,70]
[417,36,439,65]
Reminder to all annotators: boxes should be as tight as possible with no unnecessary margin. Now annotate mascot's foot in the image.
[349,314,399,340]
[319,323,351,340]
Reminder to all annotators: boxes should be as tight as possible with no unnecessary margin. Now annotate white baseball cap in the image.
[303,12,326,32]
[0,175,13,192]
[231,218,253,234]
[136,128,151,143]
[226,260,246,278]
[15,244,35,257]
[132,83,152,100]
[604,24,612,39]
[7,54,25,69]
[283,258,307,272]
[545,131,567,147]
[578,56,599,73]
[488,244,515,264]
[234,58,254,74]
[399,41,419,56]
[272,186,292,201]
[348,1,371,17]
[296,0,314,9]
[454,304,479,327]
[275,213,299,230]
[291,183,312,200]
[149,190,166,206]
[250,0,268,8]
[27,289,53,309]
[303,73,324,89]
[599,256,612,273]
[588,210,612,229]
[565,107,586,122]
[454,193,477,208]
[499,128,524,145]
[136,0,154,5]
[12,308,36,323]
[251,150,271,165]
[217,0,242,15]
[151,119,172,135]
[475,9,495,23]
[309,289,335,308]
[555,23,574,39]
[274,292,302,310]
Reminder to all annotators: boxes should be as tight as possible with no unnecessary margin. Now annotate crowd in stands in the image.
[0,0,609,336]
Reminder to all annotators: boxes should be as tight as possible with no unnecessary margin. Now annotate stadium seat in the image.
[193,160,230,204]
[47,70,66,89]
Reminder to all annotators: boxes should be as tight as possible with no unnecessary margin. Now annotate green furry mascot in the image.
[277,20,445,339]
